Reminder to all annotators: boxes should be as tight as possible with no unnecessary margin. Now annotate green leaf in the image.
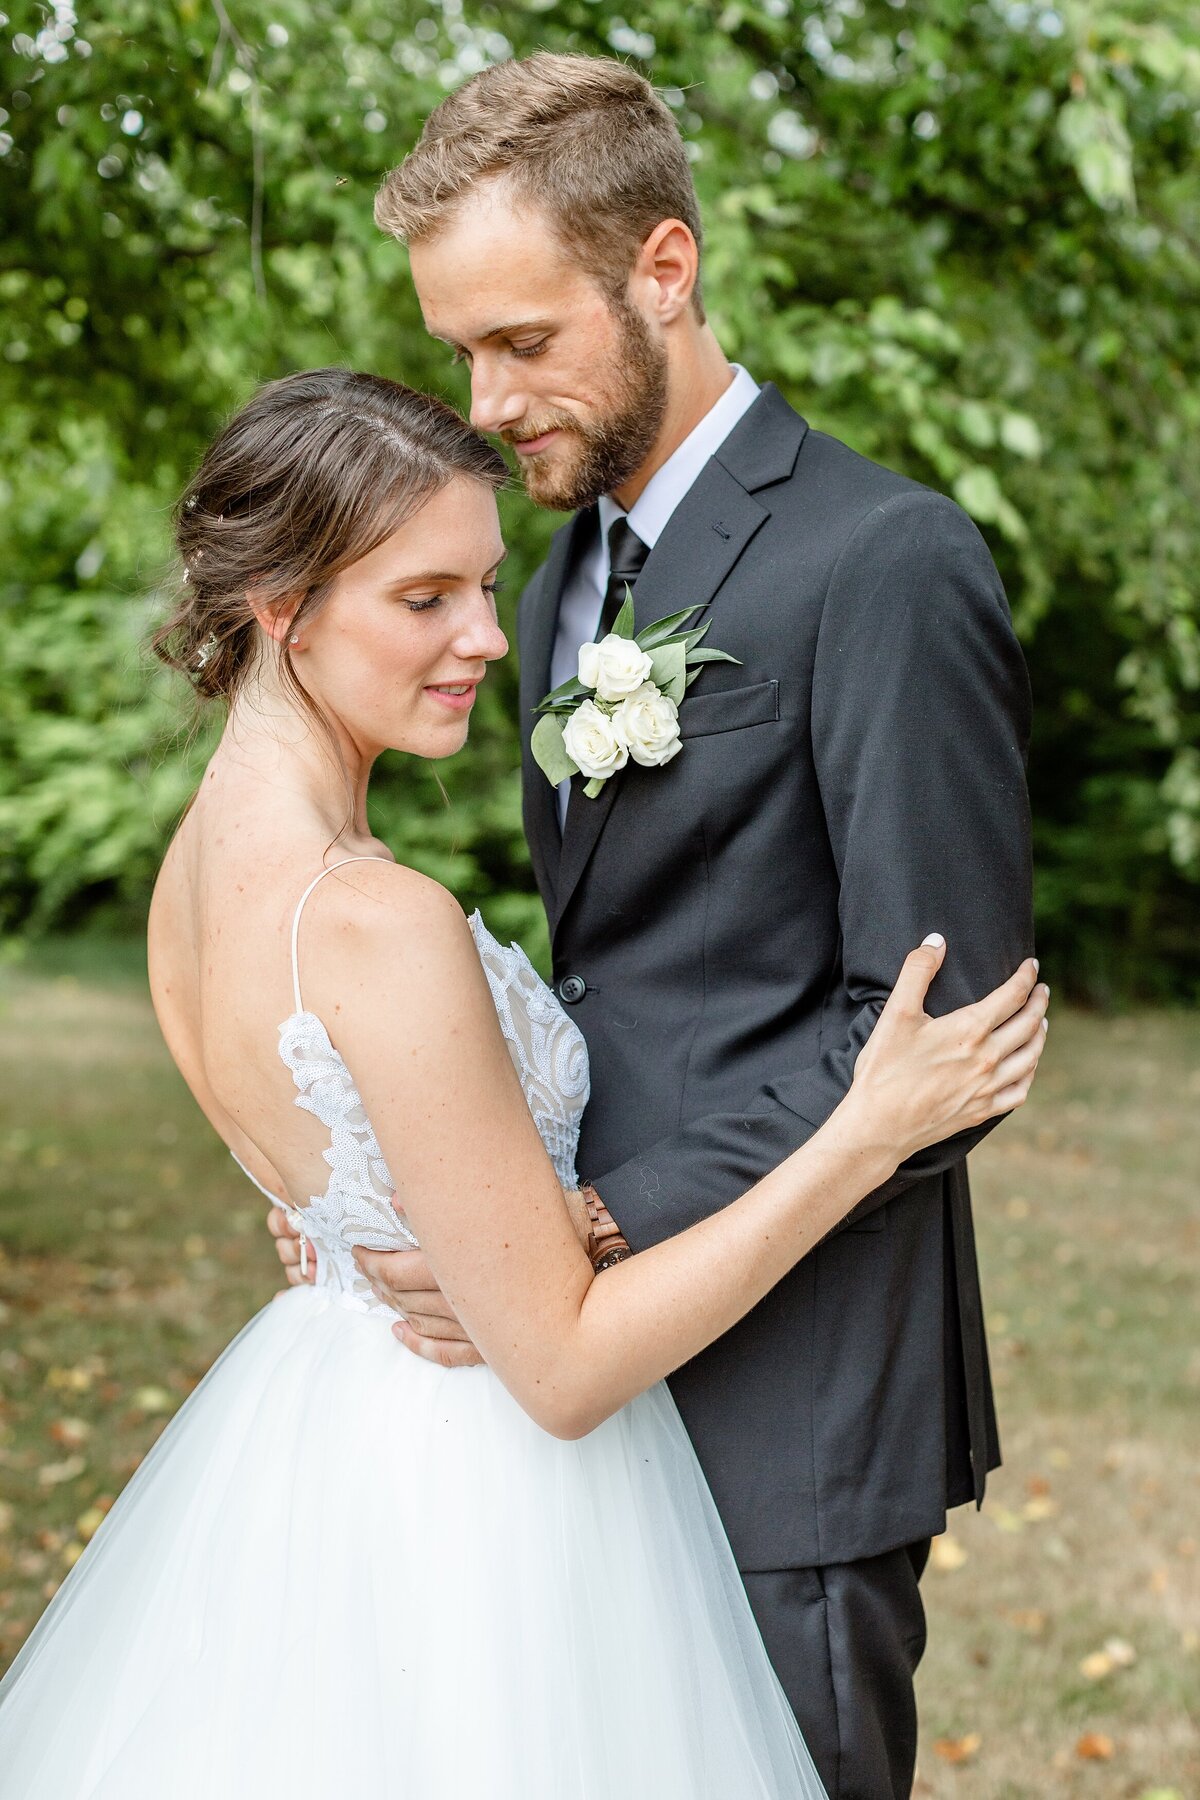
[1057,96,1136,213]
[636,605,705,649]
[999,412,1042,459]
[685,647,743,666]
[608,589,636,639]
[953,464,1005,523]
[536,675,589,711]
[530,713,579,787]
[648,639,688,703]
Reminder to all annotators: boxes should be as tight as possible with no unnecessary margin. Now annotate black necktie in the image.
[598,516,650,638]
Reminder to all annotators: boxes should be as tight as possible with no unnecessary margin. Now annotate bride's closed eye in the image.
[405,581,505,615]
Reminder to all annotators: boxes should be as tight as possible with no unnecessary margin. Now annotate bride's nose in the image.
[453,592,509,664]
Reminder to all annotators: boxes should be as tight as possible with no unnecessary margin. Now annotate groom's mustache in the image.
[501,411,581,450]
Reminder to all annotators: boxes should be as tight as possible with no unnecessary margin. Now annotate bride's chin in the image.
[390,722,472,761]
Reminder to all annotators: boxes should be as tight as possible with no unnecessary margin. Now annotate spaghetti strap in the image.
[289,856,393,1016]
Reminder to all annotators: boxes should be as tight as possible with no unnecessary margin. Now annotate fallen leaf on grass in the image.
[45,1365,92,1394]
[37,1454,86,1487]
[930,1534,968,1571]
[1080,1638,1137,1680]
[75,1506,106,1542]
[1002,1607,1047,1635]
[48,1417,90,1448]
[132,1386,174,1415]
[1075,1732,1114,1761]
[933,1734,981,1764]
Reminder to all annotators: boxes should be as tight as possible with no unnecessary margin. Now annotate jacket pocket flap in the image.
[679,679,780,740]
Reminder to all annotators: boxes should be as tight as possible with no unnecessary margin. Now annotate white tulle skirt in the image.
[0,1284,825,1798]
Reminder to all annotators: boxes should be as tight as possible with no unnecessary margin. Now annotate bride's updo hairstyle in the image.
[153,368,507,703]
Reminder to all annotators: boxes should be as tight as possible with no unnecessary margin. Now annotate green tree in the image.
[1,0,1197,996]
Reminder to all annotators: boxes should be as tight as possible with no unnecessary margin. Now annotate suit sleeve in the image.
[593,489,1035,1251]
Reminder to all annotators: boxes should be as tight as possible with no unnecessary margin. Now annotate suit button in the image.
[558,974,587,1005]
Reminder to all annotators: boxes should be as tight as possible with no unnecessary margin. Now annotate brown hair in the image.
[152,368,506,706]
[375,52,705,318]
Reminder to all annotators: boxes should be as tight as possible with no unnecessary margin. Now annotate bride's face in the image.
[292,476,508,761]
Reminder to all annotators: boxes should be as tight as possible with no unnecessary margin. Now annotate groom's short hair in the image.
[375,52,705,318]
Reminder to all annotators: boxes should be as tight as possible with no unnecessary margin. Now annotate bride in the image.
[0,369,1048,1799]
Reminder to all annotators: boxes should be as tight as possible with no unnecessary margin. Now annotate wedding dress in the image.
[0,859,825,1798]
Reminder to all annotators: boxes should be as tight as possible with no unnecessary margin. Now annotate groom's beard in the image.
[502,299,669,512]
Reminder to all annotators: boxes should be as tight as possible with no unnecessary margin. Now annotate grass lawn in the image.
[1,940,1197,1796]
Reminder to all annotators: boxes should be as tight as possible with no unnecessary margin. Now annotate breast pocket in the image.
[678,679,780,740]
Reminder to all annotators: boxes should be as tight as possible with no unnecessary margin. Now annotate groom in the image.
[272,52,1034,1799]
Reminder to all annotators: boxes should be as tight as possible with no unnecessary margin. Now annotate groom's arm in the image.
[593,489,1035,1251]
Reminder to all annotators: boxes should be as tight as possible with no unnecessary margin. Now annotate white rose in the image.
[577,633,653,702]
[614,682,683,768]
[562,699,630,782]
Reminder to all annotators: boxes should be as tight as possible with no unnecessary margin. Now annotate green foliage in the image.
[1,0,1197,996]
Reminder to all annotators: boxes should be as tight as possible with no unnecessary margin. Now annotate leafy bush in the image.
[1,0,1197,997]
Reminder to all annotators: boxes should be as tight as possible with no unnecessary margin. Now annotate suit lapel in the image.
[553,464,770,935]
[518,509,595,902]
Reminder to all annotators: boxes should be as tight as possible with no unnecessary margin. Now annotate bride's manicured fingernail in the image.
[1032,958,1040,973]
[1041,1018,1049,1032]
[922,932,945,948]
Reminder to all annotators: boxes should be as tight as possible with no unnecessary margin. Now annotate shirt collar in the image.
[598,363,760,552]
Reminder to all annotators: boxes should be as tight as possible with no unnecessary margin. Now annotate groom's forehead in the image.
[408,189,589,334]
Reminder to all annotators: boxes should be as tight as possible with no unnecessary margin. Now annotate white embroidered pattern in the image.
[265,911,589,1321]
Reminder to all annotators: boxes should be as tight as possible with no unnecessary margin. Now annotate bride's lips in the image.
[512,429,562,457]
[424,680,480,714]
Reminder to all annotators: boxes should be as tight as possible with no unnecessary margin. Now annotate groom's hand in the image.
[352,1247,485,1369]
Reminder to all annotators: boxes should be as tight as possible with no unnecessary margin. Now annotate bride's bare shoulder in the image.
[296,858,482,1007]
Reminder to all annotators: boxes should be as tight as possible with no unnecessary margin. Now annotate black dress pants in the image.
[741,1540,932,1800]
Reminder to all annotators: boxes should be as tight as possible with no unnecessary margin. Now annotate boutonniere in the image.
[531,592,742,798]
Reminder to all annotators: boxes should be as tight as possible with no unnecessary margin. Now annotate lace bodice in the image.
[234,864,589,1320]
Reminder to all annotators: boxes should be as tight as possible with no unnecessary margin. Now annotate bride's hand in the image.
[847,937,1049,1164]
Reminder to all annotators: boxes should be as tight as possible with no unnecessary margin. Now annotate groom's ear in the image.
[633,218,700,326]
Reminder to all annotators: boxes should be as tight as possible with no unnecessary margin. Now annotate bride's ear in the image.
[247,588,303,649]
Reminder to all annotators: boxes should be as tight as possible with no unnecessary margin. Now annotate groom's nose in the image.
[468,355,526,437]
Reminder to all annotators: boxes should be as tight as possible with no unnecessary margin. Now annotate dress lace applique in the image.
[468,911,589,1193]
[251,912,590,1321]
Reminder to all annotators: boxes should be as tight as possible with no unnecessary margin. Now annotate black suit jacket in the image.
[517,384,1034,1571]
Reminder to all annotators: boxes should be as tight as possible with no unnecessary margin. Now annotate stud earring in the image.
[288,634,300,645]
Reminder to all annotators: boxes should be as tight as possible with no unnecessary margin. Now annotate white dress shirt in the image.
[550,363,760,825]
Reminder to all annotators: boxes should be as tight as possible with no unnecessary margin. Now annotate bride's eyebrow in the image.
[383,551,509,592]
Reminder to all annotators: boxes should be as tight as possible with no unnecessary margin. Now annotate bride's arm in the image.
[315,864,1044,1440]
